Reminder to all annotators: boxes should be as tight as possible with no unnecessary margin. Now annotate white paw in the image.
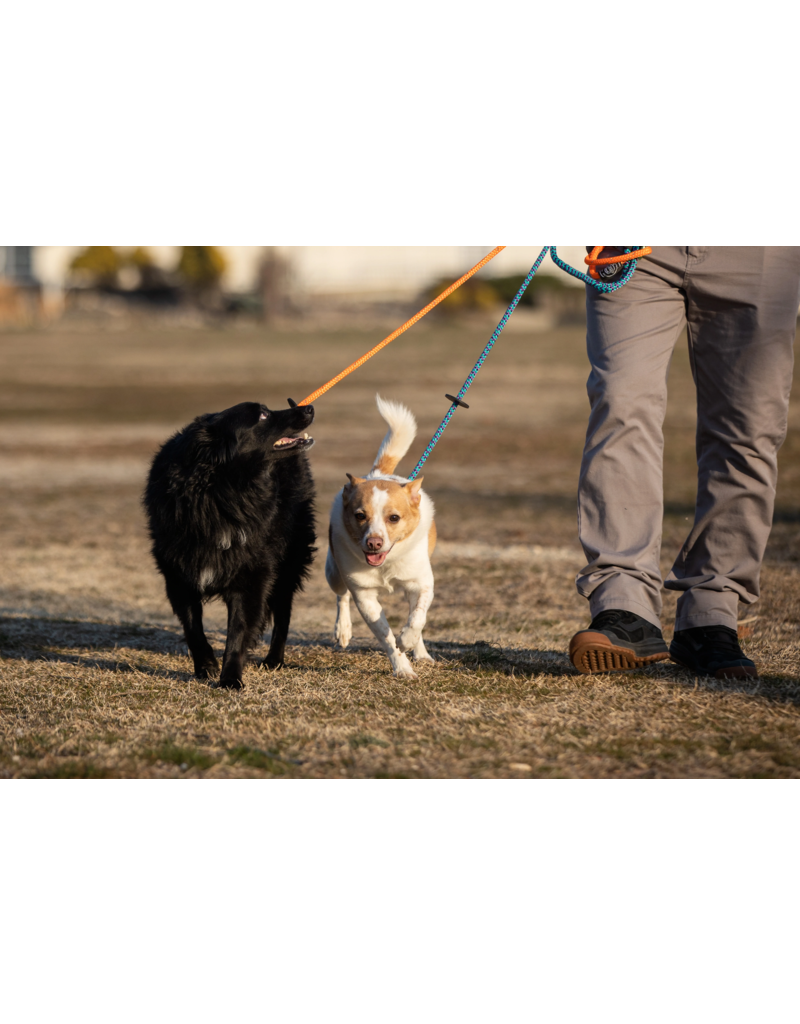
[413,652,435,664]
[398,627,421,653]
[392,654,418,680]
[334,623,352,649]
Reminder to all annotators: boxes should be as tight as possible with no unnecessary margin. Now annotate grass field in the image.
[1,313,799,778]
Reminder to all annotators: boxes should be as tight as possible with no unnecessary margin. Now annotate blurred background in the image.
[0,246,589,329]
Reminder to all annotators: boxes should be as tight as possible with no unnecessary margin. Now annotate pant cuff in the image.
[588,594,662,630]
[674,608,739,631]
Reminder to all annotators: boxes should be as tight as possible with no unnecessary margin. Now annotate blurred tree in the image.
[424,269,584,321]
[489,273,574,307]
[69,246,123,289]
[128,247,165,289]
[130,246,155,270]
[424,275,500,315]
[177,246,227,292]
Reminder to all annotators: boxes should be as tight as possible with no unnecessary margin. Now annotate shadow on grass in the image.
[657,665,800,705]
[0,615,198,682]
[427,639,575,677]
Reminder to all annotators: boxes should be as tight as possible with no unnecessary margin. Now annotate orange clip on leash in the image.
[298,246,506,406]
[585,246,652,281]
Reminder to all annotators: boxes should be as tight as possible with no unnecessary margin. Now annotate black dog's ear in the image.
[202,415,240,465]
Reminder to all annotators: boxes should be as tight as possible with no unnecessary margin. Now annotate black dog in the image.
[144,399,315,689]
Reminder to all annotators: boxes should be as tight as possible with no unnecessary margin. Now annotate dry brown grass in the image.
[1,316,799,778]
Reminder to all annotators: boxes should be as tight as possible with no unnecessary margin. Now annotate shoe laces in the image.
[591,609,641,629]
[687,626,743,656]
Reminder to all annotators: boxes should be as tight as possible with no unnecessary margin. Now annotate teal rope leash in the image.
[550,246,644,292]
[405,246,645,481]
[409,246,544,479]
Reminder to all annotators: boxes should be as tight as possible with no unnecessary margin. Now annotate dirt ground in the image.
[1,313,799,778]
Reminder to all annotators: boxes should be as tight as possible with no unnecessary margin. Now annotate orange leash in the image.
[298,246,505,406]
[585,246,652,281]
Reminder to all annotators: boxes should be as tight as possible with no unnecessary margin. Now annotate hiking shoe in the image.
[569,609,670,674]
[670,625,758,679]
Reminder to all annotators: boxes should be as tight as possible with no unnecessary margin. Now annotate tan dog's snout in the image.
[365,535,384,551]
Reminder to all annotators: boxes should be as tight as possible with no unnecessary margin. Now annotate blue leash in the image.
[406,246,645,481]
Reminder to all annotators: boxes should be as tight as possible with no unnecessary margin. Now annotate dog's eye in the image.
[354,511,367,521]
[259,412,268,421]
[388,514,401,523]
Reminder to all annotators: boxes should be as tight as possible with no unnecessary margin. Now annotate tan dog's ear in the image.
[343,473,363,502]
[407,477,423,505]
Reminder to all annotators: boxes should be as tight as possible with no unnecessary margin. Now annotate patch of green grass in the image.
[719,733,800,767]
[28,760,116,779]
[143,742,216,770]
[226,744,292,773]
[441,734,499,754]
[348,734,390,749]
[14,733,50,758]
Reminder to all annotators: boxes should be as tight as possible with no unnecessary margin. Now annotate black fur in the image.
[143,400,316,689]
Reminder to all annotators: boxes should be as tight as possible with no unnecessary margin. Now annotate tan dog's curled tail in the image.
[369,395,417,477]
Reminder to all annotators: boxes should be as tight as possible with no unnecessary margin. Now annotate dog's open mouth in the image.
[365,551,388,566]
[272,433,314,451]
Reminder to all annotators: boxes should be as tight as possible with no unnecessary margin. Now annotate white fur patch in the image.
[370,395,417,476]
[366,486,390,546]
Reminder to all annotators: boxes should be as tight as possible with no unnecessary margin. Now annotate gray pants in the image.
[576,246,800,631]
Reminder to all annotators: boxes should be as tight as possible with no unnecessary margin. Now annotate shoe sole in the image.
[669,652,759,680]
[570,631,671,674]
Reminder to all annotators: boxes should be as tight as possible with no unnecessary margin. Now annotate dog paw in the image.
[194,657,220,680]
[212,675,242,691]
[392,654,418,680]
[398,627,421,653]
[413,653,435,664]
[334,626,352,649]
[262,656,285,671]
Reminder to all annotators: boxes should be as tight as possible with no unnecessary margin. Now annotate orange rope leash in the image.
[298,246,506,406]
[585,246,652,281]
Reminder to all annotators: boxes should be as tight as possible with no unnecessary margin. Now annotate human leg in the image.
[666,247,800,633]
[576,248,688,627]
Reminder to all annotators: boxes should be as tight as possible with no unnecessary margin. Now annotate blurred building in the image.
[1,246,35,282]
[0,246,42,326]
[29,247,581,303]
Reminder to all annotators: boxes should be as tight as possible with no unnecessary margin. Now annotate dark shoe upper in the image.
[670,625,757,678]
[580,609,669,656]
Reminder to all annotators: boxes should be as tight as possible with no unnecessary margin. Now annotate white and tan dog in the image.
[326,395,436,679]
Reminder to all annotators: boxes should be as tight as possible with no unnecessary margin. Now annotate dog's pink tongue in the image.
[366,552,386,566]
